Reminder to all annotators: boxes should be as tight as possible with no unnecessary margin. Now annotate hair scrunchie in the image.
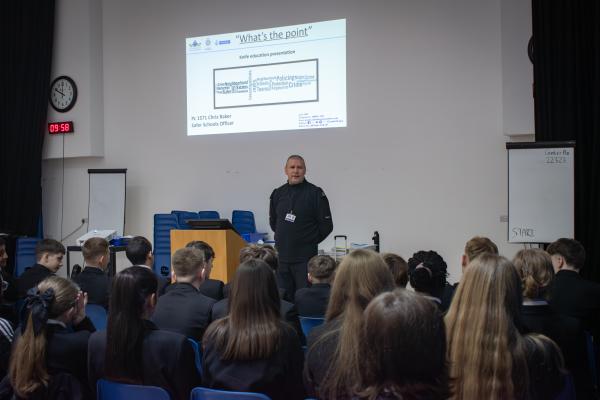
[21,287,55,336]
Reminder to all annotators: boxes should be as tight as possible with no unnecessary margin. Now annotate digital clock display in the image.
[48,121,74,134]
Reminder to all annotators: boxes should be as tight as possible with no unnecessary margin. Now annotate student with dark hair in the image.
[547,238,600,331]
[356,289,451,400]
[407,250,448,308]
[7,276,94,399]
[524,334,569,400]
[294,255,336,317]
[0,237,18,302]
[125,236,153,266]
[381,253,408,288]
[125,236,169,295]
[224,244,282,298]
[304,249,394,399]
[88,266,200,400]
[185,241,224,300]
[214,244,303,341]
[152,248,216,341]
[546,238,600,397]
[202,259,305,399]
[18,239,65,298]
[0,274,14,380]
[74,238,110,308]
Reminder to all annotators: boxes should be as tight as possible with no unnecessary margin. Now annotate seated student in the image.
[223,244,284,298]
[0,274,14,380]
[213,244,303,341]
[88,266,200,400]
[513,248,555,333]
[17,239,65,298]
[547,238,600,331]
[185,241,224,300]
[382,252,408,288]
[524,333,569,400]
[152,247,216,341]
[0,237,18,302]
[445,254,565,399]
[294,255,336,317]
[304,249,394,399]
[73,237,110,309]
[125,236,169,295]
[460,236,499,273]
[6,276,94,399]
[546,238,600,398]
[202,259,305,400]
[355,289,451,400]
[441,236,500,309]
[407,250,448,309]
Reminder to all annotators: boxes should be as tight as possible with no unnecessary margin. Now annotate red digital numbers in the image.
[48,121,74,134]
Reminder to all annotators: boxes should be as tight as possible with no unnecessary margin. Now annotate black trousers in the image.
[277,260,309,302]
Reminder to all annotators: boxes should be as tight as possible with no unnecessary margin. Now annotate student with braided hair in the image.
[5,276,94,399]
[407,250,449,309]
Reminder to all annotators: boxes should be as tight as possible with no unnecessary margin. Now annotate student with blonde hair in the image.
[461,236,498,270]
[7,276,94,398]
[445,254,530,399]
[304,249,394,399]
[513,248,555,333]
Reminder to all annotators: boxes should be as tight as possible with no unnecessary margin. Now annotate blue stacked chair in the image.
[197,210,220,219]
[97,379,170,400]
[86,304,108,330]
[231,210,256,234]
[190,387,270,400]
[153,214,178,277]
[231,210,267,243]
[187,338,202,375]
[299,316,325,339]
[171,210,200,229]
[15,237,41,277]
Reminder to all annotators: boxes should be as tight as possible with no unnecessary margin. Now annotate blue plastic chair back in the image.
[585,331,598,389]
[97,379,171,400]
[171,210,200,229]
[197,211,220,219]
[231,210,256,234]
[36,215,44,239]
[153,214,178,277]
[190,387,271,400]
[187,338,202,375]
[299,316,325,338]
[86,304,107,330]
[15,237,41,277]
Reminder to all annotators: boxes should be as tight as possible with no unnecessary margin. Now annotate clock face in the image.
[49,76,77,112]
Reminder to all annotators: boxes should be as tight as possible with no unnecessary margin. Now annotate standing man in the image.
[269,155,333,300]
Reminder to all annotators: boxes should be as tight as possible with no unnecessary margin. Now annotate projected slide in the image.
[186,19,346,135]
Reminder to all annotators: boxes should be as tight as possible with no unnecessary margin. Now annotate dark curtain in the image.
[532,1,600,282]
[0,1,55,236]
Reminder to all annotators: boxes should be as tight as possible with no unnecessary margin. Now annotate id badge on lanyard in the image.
[285,212,296,222]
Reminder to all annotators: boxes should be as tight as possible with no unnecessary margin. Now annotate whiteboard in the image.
[507,143,574,243]
[88,169,127,236]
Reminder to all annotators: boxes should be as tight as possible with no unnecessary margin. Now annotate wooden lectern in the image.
[170,229,247,283]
